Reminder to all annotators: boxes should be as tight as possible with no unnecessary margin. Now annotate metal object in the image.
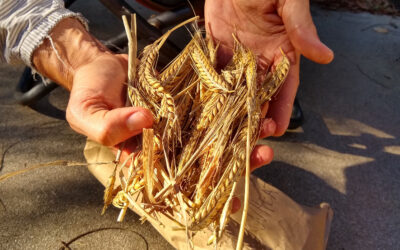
[147,8,193,29]
[98,0,182,58]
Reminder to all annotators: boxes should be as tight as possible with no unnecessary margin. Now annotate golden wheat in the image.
[103,15,290,249]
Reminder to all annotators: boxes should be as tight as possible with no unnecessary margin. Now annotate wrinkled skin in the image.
[205,0,334,136]
[204,0,334,212]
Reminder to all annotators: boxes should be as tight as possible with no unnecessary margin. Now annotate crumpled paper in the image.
[84,139,333,250]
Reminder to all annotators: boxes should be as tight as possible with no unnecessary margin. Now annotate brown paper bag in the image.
[84,140,333,250]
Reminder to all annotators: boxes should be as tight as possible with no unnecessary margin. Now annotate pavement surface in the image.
[0,2,399,250]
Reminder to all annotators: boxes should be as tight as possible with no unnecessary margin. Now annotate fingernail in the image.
[126,112,151,131]
[267,119,276,134]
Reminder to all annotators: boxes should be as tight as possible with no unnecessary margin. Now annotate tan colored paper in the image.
[84,140,333,250]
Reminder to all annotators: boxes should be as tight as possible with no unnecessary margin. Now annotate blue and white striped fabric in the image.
[0,0,87,67]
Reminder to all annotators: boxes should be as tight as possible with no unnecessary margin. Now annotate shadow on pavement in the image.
[256,108,399,249]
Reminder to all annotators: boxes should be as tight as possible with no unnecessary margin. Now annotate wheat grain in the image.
[103,16,290,249]
[259,48,290,103]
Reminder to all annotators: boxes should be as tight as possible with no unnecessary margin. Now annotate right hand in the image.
[205,0,334,136]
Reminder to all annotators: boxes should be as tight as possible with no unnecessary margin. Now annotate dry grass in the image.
[104,15,290,249]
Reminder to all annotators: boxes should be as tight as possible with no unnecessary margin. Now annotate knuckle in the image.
[95,122,114,146]
[65,106,80,132]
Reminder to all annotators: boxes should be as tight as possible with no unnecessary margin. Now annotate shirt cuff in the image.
[20,8,88,68]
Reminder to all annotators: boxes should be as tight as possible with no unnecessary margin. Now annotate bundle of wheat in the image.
[102,15,289,249]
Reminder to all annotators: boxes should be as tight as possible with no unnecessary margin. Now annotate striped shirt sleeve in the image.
[0,0,88,67]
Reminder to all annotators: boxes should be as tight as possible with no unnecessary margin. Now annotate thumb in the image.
[282,0,334,64]
[67,104,154,146]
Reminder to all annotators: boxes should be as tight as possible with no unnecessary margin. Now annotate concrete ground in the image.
[0,2,399,250]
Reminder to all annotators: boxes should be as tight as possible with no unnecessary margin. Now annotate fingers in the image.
[239,144,273,174]
[67,102,153,146]
[250,145,274,171]
[282,0,334,64]
[259,102,277,139]
[232,144,274,214]
[231,197,241,214]
[110,137,141,167]
[267,56,300,136]
[259,118,277,139]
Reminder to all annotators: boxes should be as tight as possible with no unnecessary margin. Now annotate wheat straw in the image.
[104,15,290,249]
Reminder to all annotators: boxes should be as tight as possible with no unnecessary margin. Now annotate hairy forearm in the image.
[32,18,108,90]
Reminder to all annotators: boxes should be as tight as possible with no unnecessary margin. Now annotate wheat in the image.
[259,48,290,103]
[103,15,289,249]
[191,40,232,93]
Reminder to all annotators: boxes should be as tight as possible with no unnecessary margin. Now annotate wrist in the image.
[32,18,108,90]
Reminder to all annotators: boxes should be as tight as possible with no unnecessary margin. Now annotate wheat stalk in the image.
[103,16,289,249]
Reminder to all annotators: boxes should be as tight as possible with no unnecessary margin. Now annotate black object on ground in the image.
[288,98,304,130]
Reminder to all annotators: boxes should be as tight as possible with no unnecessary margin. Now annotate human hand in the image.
[205,0,334,137]
[66,53,153,148]
[32,18,153,152]
[205,0,333,212]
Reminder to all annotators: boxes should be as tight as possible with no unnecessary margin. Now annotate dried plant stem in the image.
[236,112,252,250]
[0,161,110,182]
[237,51,259,250]
[102,16,290,249]
[143,128,156,203]
[122,14,137,84]
[218,181,237,237]
[111,14,139,221]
